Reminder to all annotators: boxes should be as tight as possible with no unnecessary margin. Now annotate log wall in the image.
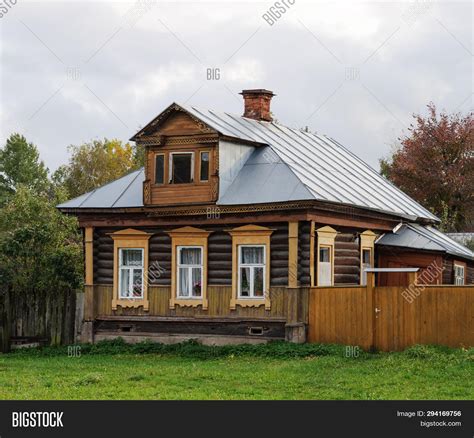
[334,231,360,285]
[298,221,311,286]
[93,222,289,287]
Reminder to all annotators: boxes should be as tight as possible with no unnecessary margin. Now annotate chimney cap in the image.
[240,89,275,97]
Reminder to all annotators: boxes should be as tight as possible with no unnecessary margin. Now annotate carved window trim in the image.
[110,229,152,310]
[228,225,273,310]
[316,226,337,286]
[168,226,211,309]
[360,230,376,285]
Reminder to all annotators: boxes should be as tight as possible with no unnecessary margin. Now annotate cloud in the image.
[0,0,471,172]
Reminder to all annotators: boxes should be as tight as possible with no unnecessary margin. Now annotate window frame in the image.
[110,228,151,311]
[454,263,465,285]
[228,225,273,310]
[199,151,210,182]
[154,153,165,185]
[359,230,376,286]
[315,226,337,287]
[237,244,266,299]
[176,245,204,299]
[360,248,372,286]
[118,248,144,299]
[318,244,333,287]
[168,227,210,309]
[169,151,195,184]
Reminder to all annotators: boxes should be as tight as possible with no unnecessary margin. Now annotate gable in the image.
[131,104,216,142]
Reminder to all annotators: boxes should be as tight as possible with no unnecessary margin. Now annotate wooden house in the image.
[58,89,474,344]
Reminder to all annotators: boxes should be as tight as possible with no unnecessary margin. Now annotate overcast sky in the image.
[0,0,471,172]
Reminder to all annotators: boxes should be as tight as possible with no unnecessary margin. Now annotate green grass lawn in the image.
[0,341,472,400]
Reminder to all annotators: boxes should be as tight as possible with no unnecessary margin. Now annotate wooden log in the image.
[335,256,360,266]
[335,274,359,284]
[336,233,357,242]
[271,267,289,277]
[335,265,359,275]
[97,260,113,269]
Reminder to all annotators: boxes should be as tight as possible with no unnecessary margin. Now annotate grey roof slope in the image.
[181,104,439,222]
[219,146,314,204]
[377,223,474,260]
[57,169,144,208]
[58,102,438,222]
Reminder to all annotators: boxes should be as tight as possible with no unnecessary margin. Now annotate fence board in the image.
[3,291,76,348]
[308,287,372,349]
[309,285,474,351]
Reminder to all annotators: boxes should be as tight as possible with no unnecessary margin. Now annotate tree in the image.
[53,138,143,199]
[0,186,83,298]
[380,104,473,232]
[0,133,49,205]
[466,238,474,252]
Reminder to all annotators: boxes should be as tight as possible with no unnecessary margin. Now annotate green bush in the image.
[7,339,468,361]
[9,339,352,360]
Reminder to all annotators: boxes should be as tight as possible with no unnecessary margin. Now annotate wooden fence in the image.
[0,289,77,352]
[308,275,474,351]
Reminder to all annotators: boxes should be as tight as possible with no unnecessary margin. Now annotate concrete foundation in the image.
[285,323,306,343]
[94,332,272,346]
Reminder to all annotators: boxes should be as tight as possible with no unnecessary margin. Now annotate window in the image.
[360,230,376,286]
[170,152,194,184]
[238,245,265,298]
[119,248,144,298]
[318,246,332,286]
[315,226,337,286]
[361,248,372,286]
[110,228,151,311]
[168,226,210,309]
[200,151,209,182]
[454,264,465,285]
[177,246,203,298]
[155,154,164,184]
[229,225,273,310]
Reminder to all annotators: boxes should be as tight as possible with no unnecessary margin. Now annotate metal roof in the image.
[218,146,314,204]
[57,169,144,208]
[181,104,439,222]
[58,102,439,222]
[376,223,474,260]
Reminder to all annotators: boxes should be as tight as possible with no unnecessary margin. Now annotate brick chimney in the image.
[240,89,275,122]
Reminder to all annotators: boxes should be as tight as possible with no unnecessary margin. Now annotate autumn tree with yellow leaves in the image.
[53,138,144,199]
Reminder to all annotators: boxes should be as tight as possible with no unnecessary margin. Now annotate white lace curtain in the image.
[241,246,264,264]
[180,247,201,265]
[122,249,143,266]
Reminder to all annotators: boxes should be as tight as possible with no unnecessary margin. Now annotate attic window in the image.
[170,152,194,184]
[200,151,209,182]
[155,154,164,185]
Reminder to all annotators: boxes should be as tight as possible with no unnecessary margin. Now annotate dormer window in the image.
[200,151,209,182]
[155,154,164,185]
[170,152,194,184]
